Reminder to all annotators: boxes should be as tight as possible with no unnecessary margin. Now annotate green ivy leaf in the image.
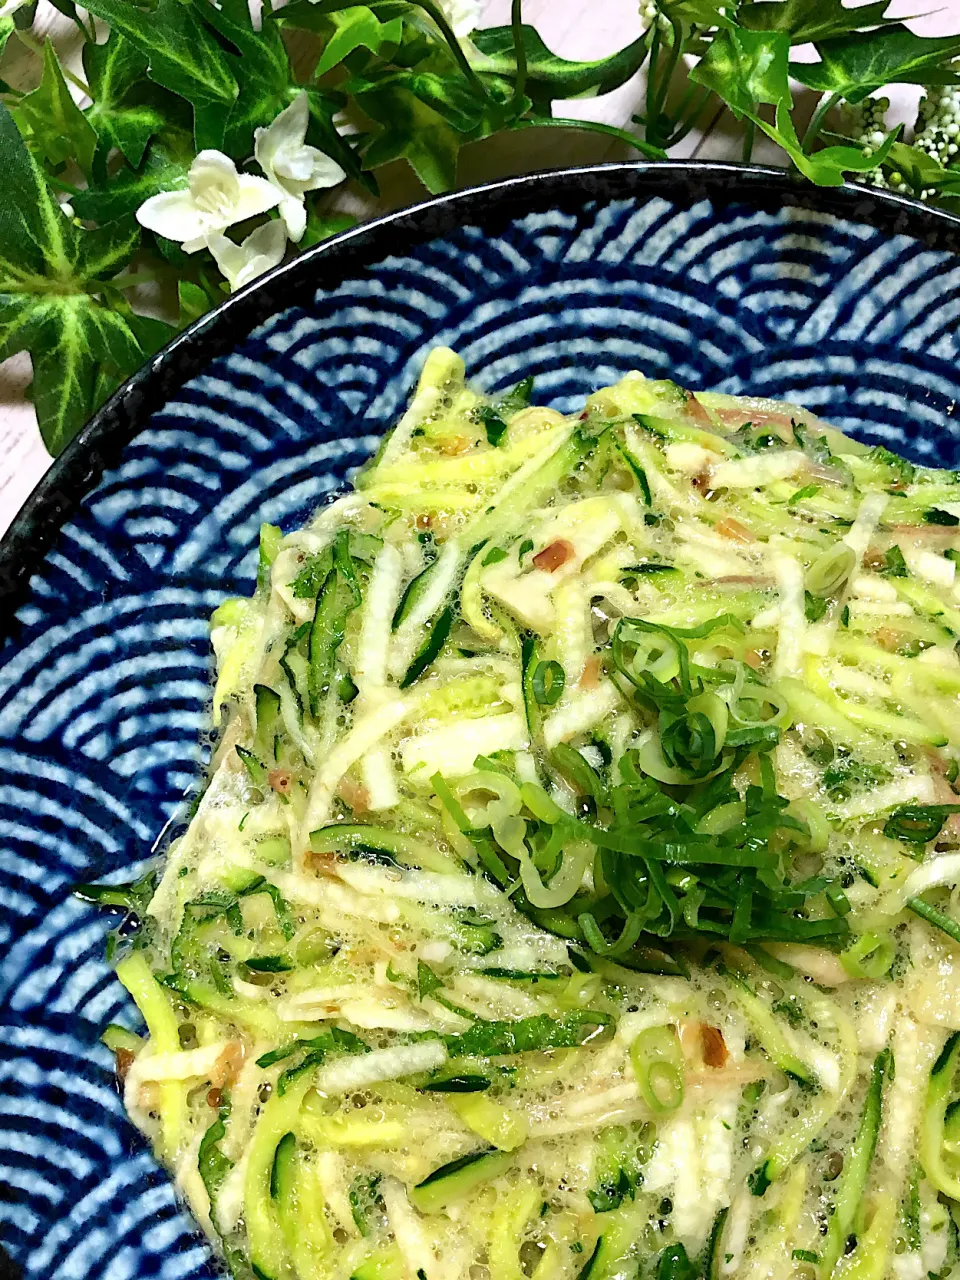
[778,106,899,184]
[0,103,152,455]
[658,0,737,26]
[121,307,177,356]
[71,132,193,224]
[691,27,899,187]
[198,0,296,155]
[279,0,411,19]
[177,279,213,327]
[348,67,485,133]
[81,0,239,150]
[193,3,366,180]
[47,0,81,23]
[310,6,405,79]
[411,72,492,132]
[0,17,15,61]
[794,25,960,102]
[738,0,896,45]
[690,25,792,115]
[28,299,143,445]
[471,24,651,105]
[301,207,358,248]
[83,30,170,170]
[19,40,98,176]
[357,83,459,192]
[880,139,960,195]
[305,87,374,191]
[10,0,37,28]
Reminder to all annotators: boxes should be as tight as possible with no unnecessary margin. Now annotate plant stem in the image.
[644,21,661,144]
[666,79,697,132]
[15,28,92,98]
[690,100,727,159]
[668,85,715,147]
[742,117,755,163]
[410,1,489,100]
[801,91,841,153]
[513,115,666,161]
[13,27,42,57]
[649,17,684,146]
[509,0,527,110]
[76,12,97,44]
[109,272,160,291]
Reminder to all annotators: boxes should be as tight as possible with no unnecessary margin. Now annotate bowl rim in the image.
[3,156,960,625]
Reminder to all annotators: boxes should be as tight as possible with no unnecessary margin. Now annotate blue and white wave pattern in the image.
[2,194,960,1278]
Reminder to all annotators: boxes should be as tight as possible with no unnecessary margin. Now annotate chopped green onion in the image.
[840,932,894,979]
[804,544,855,598]
[532,660,565,706]
[908,896,960,946]
[419,1076,491,1093]
[551,743,605,802]
[520,781,566,824]
[825,884,851,917]
[629,1024,685,1114]
[884,804,960,844]
[431,772,473,831]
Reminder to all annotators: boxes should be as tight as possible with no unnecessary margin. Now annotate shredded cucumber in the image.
[82,352,960,1280]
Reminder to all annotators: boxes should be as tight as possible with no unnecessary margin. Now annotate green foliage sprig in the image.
[1,0,960,455]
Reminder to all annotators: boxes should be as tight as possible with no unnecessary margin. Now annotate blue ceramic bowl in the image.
[4,161,960,1280]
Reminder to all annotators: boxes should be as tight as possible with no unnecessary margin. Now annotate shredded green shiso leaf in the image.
[82,351,960,1280]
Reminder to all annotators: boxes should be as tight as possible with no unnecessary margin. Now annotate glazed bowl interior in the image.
[4,161,960,1280]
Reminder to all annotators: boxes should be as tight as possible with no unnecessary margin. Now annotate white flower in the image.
[136,151,280,253]
[436,0,482,38]
[0,0,31,17]
[207,220,287,293]
[254,92,345,243]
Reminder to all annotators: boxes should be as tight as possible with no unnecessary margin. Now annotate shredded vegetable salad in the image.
[81,349,960,1280]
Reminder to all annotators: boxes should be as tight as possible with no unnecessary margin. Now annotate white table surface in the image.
[0,0,953,535]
